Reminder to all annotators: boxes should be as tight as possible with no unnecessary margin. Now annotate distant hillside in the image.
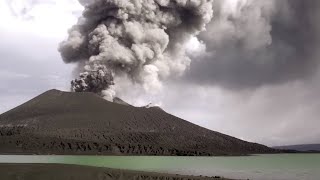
[274,144,320,152]
[0,89,277,156]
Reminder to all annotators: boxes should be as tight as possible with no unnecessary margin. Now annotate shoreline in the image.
[0,163,230,180]
[0,151,307,156]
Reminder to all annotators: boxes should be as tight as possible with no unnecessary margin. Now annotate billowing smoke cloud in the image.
[59,0,213,100]
[184,0,320,90]
[71,64,114,99]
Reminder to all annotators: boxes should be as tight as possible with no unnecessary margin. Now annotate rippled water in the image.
[0,154,319,180]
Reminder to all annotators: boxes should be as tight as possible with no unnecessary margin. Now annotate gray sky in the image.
[0,0,319,146]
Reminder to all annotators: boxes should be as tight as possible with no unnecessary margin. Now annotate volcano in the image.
[0,89,276,155]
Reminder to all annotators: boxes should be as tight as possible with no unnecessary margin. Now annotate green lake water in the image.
[0,154,319,180]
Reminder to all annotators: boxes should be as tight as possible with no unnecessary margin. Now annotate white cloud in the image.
[0,0,83,38]
[186,37,207,57]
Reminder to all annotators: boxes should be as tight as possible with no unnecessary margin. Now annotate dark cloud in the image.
[184,0,320,90]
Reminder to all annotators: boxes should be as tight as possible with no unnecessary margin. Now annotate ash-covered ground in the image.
[0,89,277,155]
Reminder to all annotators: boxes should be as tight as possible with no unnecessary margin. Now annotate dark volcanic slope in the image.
[0,89,276,155]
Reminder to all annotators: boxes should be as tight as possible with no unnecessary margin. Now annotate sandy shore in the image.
[0,163,230,180]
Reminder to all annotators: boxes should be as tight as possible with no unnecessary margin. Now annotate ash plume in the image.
[59,0,213,100]
[185,0,320,89]
[71,65,114,94]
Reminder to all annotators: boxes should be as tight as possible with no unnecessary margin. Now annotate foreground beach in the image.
[0,163,229,180]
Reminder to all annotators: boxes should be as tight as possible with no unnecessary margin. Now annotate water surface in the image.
[0,154,319,180]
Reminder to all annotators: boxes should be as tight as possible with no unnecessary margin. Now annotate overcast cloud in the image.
[0,0,319,146]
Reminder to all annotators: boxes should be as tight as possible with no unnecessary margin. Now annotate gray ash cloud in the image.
[184,0,320,90]
[59,0,213,100]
